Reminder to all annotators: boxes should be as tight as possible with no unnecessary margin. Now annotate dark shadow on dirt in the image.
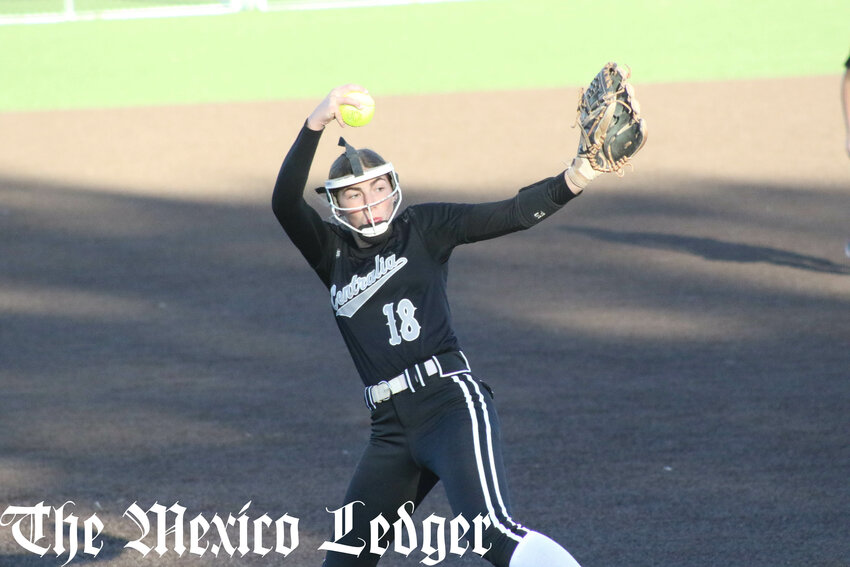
[1,174,848,566]
[562,226,850,274]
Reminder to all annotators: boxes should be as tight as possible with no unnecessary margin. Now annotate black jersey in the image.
[272,125,578,386]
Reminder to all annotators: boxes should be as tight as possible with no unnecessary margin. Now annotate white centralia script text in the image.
[331,253,408,318]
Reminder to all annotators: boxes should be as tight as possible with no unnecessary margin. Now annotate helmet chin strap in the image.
[355,222,392,246]
[358,220,389,237]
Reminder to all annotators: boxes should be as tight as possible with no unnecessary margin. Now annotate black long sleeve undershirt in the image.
[272,123,579,276]
[271,124,329,270]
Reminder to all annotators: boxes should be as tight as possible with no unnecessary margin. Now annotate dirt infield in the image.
[1,76,848,566]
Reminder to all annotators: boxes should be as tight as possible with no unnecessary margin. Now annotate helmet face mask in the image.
[324,165,402,237]
[318,138,403,239]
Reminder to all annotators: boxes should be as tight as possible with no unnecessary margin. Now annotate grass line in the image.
[1,0,848,112]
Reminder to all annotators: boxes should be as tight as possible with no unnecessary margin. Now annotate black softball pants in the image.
[322,368,528,567]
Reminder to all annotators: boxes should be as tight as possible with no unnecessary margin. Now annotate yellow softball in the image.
[339,91,375,127]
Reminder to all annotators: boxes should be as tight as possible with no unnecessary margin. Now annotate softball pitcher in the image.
[271,68,645,567]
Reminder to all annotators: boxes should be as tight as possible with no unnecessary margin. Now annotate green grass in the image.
[0,0,219,13]
[1,0,849,112]
[0,0,62,14]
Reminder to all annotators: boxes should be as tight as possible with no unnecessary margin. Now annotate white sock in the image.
[508,531,582,567]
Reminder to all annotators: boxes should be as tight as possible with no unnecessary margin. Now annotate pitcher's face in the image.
[336,174,395,231]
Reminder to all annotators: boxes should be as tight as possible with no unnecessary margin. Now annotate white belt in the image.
[368,374,412,404]
[364,352,469,410]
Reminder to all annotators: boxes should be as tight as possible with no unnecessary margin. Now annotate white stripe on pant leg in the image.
[461,374,526,533]
[452,376,524,543]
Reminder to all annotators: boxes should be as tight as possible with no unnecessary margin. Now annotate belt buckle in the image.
[372,381,392,404]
